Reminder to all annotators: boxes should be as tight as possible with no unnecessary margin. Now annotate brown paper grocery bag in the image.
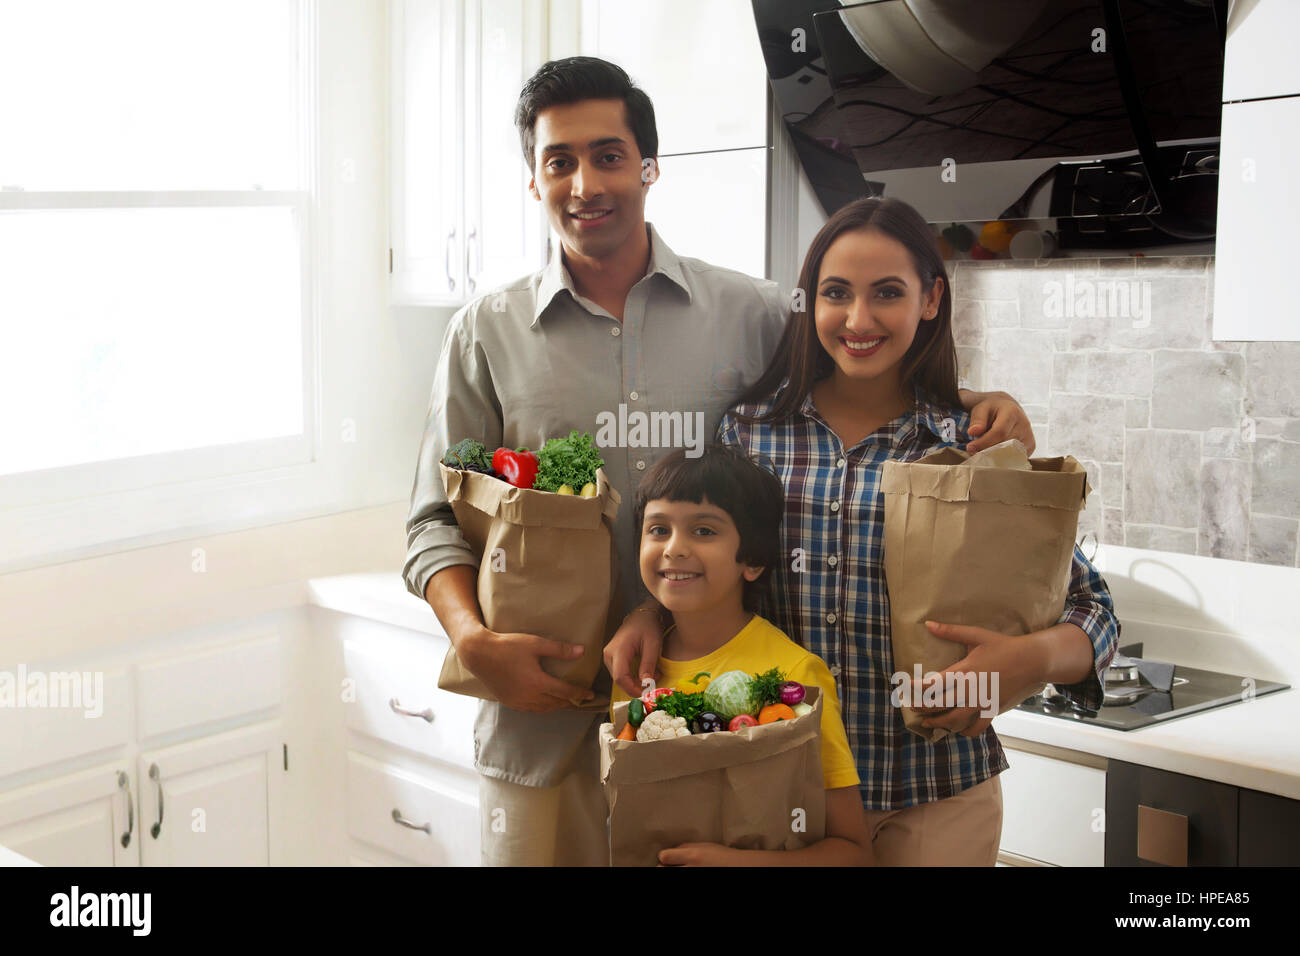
[881,445,1090,742]
[436,462,620,707]
[599,688,826,866]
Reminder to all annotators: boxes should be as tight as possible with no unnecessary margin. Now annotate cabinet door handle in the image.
[148,763,165,839]
[117,771,134,849]
[445,227,457,292]
[389,696,434,722]
[466,225,478,295]
[391,808,431,834]
[1137,804,1188,866]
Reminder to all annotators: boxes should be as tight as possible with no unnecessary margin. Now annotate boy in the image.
[611,444,873,865]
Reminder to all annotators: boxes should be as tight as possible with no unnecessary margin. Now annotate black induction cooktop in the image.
[1015,644,1290,731]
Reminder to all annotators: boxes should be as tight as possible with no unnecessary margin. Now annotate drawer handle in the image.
[389,696,435,723]
[117,771,134,849]
[1137,804,1188,867]
[391,808,432,834]
[148,763,164,839]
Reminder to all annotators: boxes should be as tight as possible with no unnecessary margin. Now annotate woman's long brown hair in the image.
[734,196,960,425]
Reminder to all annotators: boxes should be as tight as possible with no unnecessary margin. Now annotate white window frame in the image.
[0,0,323,574]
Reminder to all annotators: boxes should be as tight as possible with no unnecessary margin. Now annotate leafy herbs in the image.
[653,690,707,724]
[533,431,604,493]
[750,668,787,709]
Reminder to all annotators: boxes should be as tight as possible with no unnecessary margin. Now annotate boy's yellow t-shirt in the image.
[610,613,861,791]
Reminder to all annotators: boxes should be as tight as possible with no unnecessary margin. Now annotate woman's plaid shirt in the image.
[718,379,1120,810]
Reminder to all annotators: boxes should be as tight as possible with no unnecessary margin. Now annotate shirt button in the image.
[829,664,841,677]
[826,612,837,624]
[611,327,621,337]
[830,501,840,512]
[836,458,846,469]
[635,460,646,470]
[827,555,838,567]
[629,391,639,401]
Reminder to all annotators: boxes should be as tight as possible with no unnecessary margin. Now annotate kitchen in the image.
[0,0,1297,880]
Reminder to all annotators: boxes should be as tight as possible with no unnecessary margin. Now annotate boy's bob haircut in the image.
[633,444,784,613]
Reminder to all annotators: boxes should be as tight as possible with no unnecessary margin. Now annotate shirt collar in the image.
[531,221,691,328]
[778,375,957,447]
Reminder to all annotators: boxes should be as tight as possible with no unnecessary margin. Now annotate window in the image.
[0,0,318,565]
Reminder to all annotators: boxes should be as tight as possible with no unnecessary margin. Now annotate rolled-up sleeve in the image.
[402,302,503,603]
[1051,544,1121,711]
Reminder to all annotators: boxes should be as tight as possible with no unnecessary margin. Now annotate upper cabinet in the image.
[578,0,767,156]
[1222,0,1300,102]
[577,0,771,279]
[390,0,549,307]
[1212,0,1300,342]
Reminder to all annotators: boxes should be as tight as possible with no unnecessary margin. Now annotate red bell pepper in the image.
[492,446,538,489]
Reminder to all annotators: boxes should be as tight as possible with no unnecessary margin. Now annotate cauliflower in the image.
[636,709,691,741]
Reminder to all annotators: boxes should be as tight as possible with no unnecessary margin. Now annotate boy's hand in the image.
[658,842,741,866]
[963,390,1036,455]
[603,611,664,698]
[459,627,594,712]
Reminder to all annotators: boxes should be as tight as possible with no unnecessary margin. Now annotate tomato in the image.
[728,714,758,731]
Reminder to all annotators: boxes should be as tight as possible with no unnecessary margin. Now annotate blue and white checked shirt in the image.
[718,377,1120,810]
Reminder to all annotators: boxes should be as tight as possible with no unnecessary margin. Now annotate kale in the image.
[533,431,604,492]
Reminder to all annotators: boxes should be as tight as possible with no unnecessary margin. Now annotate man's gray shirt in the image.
[403,222,787,787]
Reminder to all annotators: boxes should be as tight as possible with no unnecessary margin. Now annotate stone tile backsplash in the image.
[951,256,1300,568]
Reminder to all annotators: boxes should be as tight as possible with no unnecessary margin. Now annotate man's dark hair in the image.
[514,56,658,175]
[633,445,784,614]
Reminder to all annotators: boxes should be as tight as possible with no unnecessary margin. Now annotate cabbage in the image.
[701,670,758,721]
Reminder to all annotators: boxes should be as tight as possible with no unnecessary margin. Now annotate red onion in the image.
[779,681,806,705]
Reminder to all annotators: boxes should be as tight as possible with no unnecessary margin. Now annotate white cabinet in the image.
[998,742,1107,867]
[1222,0,1300,102]
[0,764,134,867]
[1212,97,1300,342]
[346,750,479,866]
[390,0,549,306]
[0,631,287,867]
[1213,0,1300,342]
[644,147,768,279]
[579,0,768,156]
[137,722,284,867]
[577,0,770,279]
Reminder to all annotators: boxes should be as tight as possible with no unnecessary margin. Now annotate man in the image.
[403,56,1034,866]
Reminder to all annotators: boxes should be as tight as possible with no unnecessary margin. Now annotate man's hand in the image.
[658,842,742,866]
[603,610,664,698]
[459,628,595,712]
[962,390,1036,455]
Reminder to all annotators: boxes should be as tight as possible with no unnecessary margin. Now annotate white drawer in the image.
[0,667,131,779]
[999,748,1106,867]
[345,750,479,866]
[342,637,477,770]
[135,634,280,739]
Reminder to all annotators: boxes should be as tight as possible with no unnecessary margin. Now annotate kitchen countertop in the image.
[994,689,1300,801]
[308,571,1300,803]
[0,844,40,867]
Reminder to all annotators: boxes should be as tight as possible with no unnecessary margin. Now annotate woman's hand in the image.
[912,620,1046,737]
[603,607,664,698]
[961,390,1036,455]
